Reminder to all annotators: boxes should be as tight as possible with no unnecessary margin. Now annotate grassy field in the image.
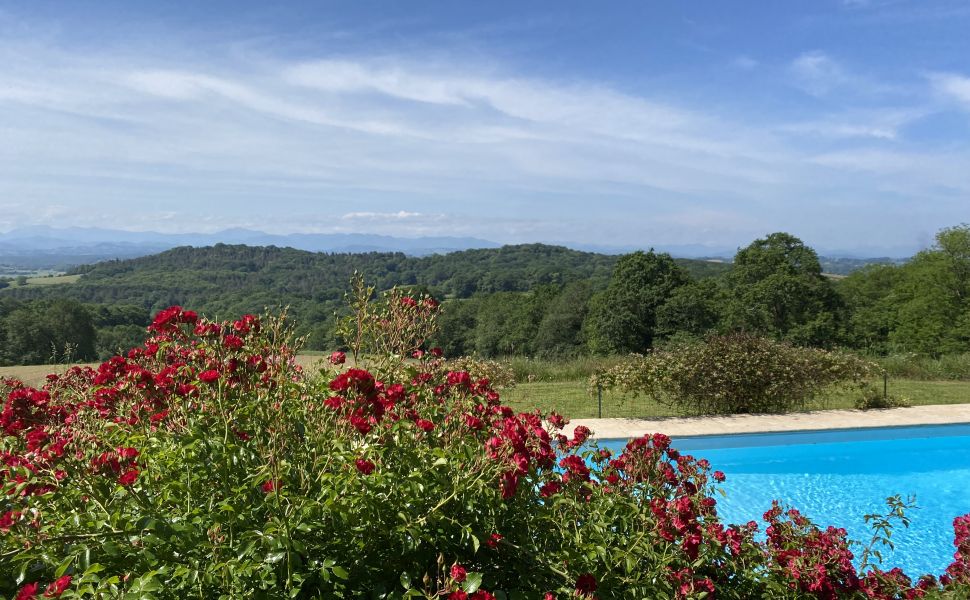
[24,274,81,286]
[2,273,81,288]
[502,379,970,419]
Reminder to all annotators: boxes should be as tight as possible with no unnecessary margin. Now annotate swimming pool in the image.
[601,423,970,577]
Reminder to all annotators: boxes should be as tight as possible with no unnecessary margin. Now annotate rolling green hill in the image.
[0,243,731,350]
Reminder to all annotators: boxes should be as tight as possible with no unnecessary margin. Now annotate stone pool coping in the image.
[569,403,970,439]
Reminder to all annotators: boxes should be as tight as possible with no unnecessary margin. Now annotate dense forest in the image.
[0,227,967,365]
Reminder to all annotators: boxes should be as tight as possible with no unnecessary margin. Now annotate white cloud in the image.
[928,72,970,108]
[778,109,926,140]
[284,60,474,106]
[341,211,426,220]
[790,51,852,96]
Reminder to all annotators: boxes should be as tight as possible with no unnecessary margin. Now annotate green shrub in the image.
[592,333,880,414]
[854,384,911,410]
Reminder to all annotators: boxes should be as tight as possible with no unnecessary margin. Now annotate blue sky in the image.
[2,1,969,255]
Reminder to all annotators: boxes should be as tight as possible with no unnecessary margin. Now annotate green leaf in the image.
[55,555,74,578]
[331,566,349,579]
[400,571,411,590]
[463,573,483,593]
[264,551,286,564]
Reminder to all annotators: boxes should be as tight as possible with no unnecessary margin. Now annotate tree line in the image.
[0,226,967,365]
[432,226,970,359]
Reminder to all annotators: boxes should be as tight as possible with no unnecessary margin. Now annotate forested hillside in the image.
[0,243,728,361]
[2,227,968,366]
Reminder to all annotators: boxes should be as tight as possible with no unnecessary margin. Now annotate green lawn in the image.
[502,379,970,419]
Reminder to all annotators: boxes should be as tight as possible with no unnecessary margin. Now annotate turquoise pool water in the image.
[601,423,970,577]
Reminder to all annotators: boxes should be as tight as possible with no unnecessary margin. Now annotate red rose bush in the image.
[2,294,970,598]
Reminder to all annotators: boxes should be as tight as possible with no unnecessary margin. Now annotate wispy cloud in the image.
[0,24,967,251]
[790,51,851,96]
[928,72,970,109]
[777,108,927,140]
[341,211,426,220]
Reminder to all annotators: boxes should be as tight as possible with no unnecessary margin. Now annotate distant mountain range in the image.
[0,226,911,273]
[0,226,502,270]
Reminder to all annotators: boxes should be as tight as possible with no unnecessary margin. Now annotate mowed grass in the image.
[502,379,970,419]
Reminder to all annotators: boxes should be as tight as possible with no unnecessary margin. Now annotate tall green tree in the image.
[0,299,97,365]
[533,280,594,358]
[726,232,842,346]
[837,264,904,353]
[889,224,970,355]
[584,250,689,354]
[434,298,481,357]
[655,278,726,342]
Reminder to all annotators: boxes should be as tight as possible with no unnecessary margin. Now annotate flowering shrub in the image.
[335,273,440,369]
[2,308,970,598]
[591,333,880,414]
[443,356,517,390]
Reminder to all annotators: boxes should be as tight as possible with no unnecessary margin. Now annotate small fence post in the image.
[597,383,603,419]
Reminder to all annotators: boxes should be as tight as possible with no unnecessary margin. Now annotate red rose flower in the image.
[575,573,597,596]
[449,592,468,600]
[355,458,375,475]
[118,447,139,460]
[486,533,503,548]
[44,575,72,597]
[223,334,244,350]
[0,510,21,531]
[261,479,278,493]
[14,582,39,600]
[540,481,562,497]
[415,418,435,432]
[450,564,467,582]
[713,470,726,482]
[199,369,220,384]
[329,351,346,365]
[117,469,139,486]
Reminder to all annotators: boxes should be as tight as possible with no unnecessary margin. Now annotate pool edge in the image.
[567,403,970,440]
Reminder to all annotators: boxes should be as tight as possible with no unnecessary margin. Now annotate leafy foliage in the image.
[592,334,879,414]
[585,251,689,354]
[726,232,844,347]
[839,224,970,356]
[0,299,98,366]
